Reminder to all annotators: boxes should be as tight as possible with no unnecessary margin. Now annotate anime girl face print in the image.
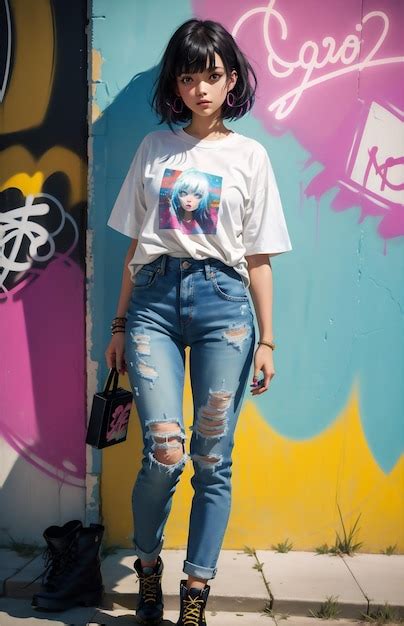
[159,167,223,235]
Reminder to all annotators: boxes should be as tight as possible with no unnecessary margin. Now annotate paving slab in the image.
[3,547,403,621]
[0,550,39,596]
[101,548,268,612]
[341,554,404,615]
[1,598,389,626]
[207,549,269,612]
[160,549,268,612]
[98,549,137,610]
[90,607,274,625]
[264,618,400,626]
[89,607,370,625]
[3,553,45,598]
[256,550,368,619]
[0,597,97,625]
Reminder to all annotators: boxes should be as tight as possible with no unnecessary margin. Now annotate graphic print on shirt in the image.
[159,167,223,235]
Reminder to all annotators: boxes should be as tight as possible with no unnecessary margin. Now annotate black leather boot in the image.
[176,580,210,626]
[31,521,104,611]
[133,555,164,624]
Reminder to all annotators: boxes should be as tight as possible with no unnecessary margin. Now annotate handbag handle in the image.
[103,367,119,396]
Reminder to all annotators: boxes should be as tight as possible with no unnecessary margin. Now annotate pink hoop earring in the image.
[171,97,184,114]
[226,92,235,107]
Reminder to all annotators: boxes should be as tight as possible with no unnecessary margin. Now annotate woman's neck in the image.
[183,115,232,141]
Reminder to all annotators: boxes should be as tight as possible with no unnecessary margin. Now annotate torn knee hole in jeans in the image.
[193,390,233,439]
[146,421,187,470]
[191,453,223,471]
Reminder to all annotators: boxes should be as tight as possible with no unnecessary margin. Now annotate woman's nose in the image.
[196,82,208,95]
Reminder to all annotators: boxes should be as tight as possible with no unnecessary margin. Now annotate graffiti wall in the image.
[90,0,403,552]
[0,0,88,542]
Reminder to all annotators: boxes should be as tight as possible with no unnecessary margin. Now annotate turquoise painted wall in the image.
[89,0,403,551]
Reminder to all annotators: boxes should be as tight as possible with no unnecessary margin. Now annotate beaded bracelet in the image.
[258,340,275,350]
[111,316,127,336]
[111,316,126,325]
[112,316,127,325]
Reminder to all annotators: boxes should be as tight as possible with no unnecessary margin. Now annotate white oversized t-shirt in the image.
[107,128,292,288]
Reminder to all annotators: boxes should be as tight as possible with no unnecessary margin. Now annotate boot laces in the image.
[183,595,204,625]
[22,541,78,589]
[137,571,161,604]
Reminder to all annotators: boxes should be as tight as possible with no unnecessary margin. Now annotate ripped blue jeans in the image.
[125,254,255,580]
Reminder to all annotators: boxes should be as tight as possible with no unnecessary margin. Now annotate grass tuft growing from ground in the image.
[271,538,294,552]
[309,594,341,619]
[380,544,398,555]
[360,602,404,625]
[0,529,43,558]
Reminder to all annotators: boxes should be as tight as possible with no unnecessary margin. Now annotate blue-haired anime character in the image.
[170,168,212,229]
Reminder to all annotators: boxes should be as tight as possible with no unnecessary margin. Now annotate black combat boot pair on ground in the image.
[25,519,104,612]
[134,556,210,625]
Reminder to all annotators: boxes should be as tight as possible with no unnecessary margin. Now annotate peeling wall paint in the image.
[91,49,103,123]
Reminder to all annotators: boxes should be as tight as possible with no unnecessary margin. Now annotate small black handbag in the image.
[86,368,133,449]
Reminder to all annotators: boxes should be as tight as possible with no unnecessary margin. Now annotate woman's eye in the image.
[210,73,222,81]
[194,193,202,199]
[180,76,192,85]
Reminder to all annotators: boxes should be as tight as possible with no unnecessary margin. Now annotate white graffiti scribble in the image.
[232,0,404,120]
[0,193,79,296]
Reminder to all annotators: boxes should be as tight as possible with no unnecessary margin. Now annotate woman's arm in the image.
[246,253,273,342]
[115,238,138,317]
[105,238,138,373]
[246,253,275,394]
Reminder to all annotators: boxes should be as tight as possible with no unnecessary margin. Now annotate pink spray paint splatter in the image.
[194,0,404,240]
[0,257,86,487]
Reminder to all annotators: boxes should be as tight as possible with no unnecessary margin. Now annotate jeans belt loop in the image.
[204,259,211,280]
[159,254,167,276]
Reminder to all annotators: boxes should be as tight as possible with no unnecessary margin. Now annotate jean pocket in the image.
[210,267,249,301]
[133,267,158,288]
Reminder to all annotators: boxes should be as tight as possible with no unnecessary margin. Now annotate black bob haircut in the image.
[152,19,257,128]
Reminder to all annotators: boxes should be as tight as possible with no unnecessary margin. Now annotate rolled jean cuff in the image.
[183,559,217,580]
[133,537,164,561]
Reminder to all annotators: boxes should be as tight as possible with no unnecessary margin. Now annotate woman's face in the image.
[178,189,202,213]
[176,52,237,119]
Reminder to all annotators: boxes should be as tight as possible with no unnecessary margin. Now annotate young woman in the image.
[105,18,292,626]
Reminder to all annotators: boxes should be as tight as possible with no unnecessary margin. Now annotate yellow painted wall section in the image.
[2,0,55,133]
[101,351,404,553]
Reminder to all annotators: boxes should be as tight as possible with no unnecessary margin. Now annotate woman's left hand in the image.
[250,345,275,395]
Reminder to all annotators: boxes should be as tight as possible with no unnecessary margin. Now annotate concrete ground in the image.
[0,548,403,625]
[0,597,393,626]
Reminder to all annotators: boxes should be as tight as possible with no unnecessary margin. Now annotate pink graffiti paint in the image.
[363,147,404,192]
[0,256,86,487]
[106,402,132,442]
[194,0,404,239]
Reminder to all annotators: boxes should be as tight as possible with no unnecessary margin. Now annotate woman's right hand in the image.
[105,333,127,375]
